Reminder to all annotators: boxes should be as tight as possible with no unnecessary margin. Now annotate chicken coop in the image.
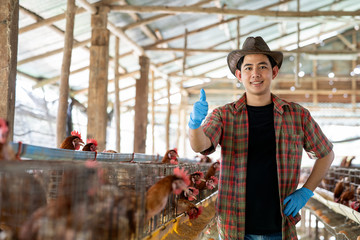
[0,145,219,240]
[1,0,360,239]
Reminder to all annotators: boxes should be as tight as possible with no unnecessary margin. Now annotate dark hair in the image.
[236,55,277,70]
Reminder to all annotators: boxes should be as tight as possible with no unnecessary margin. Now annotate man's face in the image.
[235,54,278,98]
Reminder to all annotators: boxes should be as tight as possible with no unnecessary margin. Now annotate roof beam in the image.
[111,5,360,17]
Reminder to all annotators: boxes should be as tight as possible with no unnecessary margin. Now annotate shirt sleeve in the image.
[200,107,223,155]
[302,108,333,159]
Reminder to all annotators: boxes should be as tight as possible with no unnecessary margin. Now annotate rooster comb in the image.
[71,130,82,139]
[173,167,190,186]
[87,138,98,146]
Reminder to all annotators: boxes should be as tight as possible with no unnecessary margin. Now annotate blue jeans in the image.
[244,232,282,240]
[219,232,282,240]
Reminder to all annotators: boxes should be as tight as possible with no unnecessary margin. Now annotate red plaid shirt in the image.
[201,93,333,240]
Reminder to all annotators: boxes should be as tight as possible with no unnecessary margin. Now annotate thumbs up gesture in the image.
[188,89,209,129]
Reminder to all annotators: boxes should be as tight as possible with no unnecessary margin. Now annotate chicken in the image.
[20,162,139,240]
[161,148,179,164]
[180,186,200,201]
[177,198,203,220]
[196,161,220,190]
[339,185,355,206]
[350,200,360,212]
[199,155,212,163]
[0,118,16,161]
[339,156,355,167]
[103,149,117,153]
[145,167,190,221]
[59,130,84,150]
[333,177,346,202]
[189,171,206,187]
[82,138,98,152]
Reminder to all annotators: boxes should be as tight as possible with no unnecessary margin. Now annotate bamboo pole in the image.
[114,36,120,152]
[56,0,76,147]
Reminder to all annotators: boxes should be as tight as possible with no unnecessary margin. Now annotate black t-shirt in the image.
[245,103,282,234]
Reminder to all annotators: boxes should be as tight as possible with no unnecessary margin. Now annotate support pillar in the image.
[87,6,110,151]
[134,56,150,153]
[0,0,19,141]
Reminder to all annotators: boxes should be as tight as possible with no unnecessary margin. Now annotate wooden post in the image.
[56,0,76,146]
[87,6,110,151]
[114,36,120,152]
[134,55,150,153]
[0,0,18,141]
[166,79,171,150]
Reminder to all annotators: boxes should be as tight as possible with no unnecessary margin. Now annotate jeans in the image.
[244,232,282,240]
[219,232,282,240]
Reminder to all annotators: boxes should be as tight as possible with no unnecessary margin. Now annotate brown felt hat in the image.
[227,36,283,76]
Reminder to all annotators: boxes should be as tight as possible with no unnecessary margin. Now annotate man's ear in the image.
[272,65,279,79]
[235,69,242,82]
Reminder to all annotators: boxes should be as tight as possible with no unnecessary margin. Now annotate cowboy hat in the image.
[227,36,283,75]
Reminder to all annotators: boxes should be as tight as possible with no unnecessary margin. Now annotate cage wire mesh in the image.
[0,159,219,240]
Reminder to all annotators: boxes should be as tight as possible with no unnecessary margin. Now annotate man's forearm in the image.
[189,127,212,153]
[303,150,335,191]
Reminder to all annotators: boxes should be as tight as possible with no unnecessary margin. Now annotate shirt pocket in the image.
[283,134,302,162]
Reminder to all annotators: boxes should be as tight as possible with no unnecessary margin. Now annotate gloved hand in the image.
[188,89,208,129]
[283,187,313,217]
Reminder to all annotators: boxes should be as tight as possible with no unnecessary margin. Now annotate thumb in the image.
[200,89,206,101]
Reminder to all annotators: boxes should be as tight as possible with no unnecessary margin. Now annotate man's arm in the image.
[303,150,335,191]
[283,150,334,217]
[188,88,213,153]
[189,127,212,153]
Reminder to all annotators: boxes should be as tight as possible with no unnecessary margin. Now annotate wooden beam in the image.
[0,0,19,141]
[111,5,360,17]
[56,0,76,147]
[121,0,214,31]
[19,7,86,34]
[134,55,150,153]
[17,39,90,66]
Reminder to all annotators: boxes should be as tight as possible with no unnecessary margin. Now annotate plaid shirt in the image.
[201,93,333,240]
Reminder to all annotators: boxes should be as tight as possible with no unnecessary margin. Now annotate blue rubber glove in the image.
[188,89,208,129]
[283,187,313,217]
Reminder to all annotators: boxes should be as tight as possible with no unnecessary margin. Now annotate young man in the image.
[188,36,334,239]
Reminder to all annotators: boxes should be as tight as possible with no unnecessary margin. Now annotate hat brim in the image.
[227,50,283,75]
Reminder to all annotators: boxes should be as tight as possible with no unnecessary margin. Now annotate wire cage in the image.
[0,158,219,240]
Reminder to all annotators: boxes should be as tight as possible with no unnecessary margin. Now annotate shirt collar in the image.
[233,93,289,114]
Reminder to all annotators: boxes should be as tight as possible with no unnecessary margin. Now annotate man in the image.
[188,36,334,239]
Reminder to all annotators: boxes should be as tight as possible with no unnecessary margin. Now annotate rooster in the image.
[161,148,179,165]
[59,130,84,150]
[82,138,98,152]
[177,198,203,220]
[145,167,190,221]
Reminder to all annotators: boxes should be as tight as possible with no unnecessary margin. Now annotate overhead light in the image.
[298,71,305,77]
[353,65,360,74]
[328,72,335,78]
[290,86,296,91]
